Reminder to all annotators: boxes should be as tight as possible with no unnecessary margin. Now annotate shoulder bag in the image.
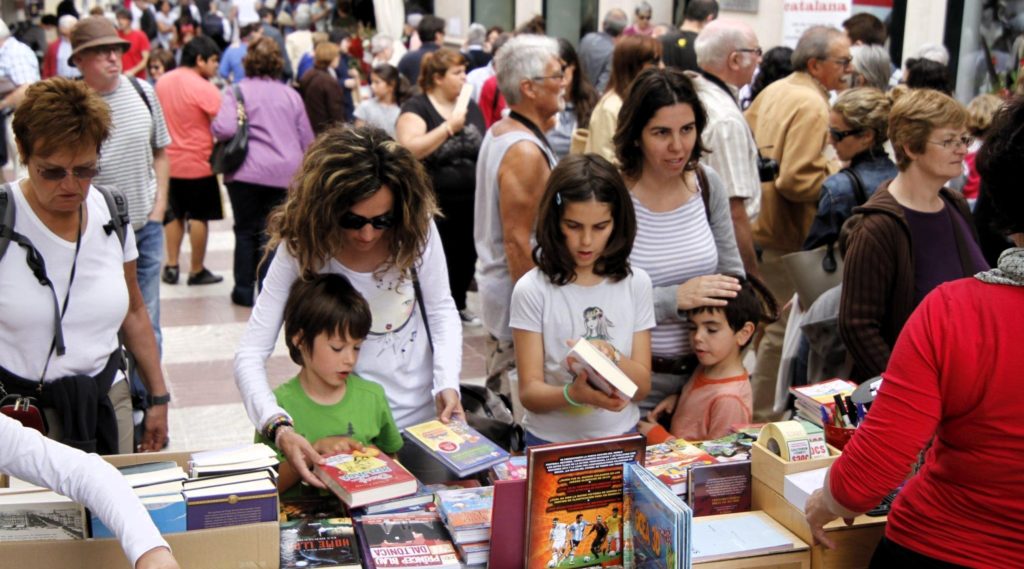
[210,83,249,175]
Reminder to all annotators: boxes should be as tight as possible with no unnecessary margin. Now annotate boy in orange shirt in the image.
[641,279,777,442]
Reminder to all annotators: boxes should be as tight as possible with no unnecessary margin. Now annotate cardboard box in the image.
[694,511,811,569]
[752,478,885,569]
[751,441,841,495]
[1,451,279,569]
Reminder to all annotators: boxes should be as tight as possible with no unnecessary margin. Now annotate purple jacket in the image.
[212,77,314,189]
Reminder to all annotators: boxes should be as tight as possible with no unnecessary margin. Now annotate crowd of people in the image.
[1,0,1023,567]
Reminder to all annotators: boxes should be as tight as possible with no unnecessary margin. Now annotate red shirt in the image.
[829,278,1024,566]
[118,29,151,79]
[479,75,506,129]
[155,67,222,179]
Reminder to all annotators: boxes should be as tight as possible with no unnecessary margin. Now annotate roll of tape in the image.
[759,421,813,462]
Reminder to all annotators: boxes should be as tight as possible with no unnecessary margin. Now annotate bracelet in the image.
[444,121,454,137]
[563,384,584,407]
[262,414,293,443]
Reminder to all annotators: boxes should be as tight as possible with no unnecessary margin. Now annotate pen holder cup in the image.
[824,424,858,451]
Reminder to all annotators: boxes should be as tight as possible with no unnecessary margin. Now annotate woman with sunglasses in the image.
[1,78,169,454]
[235,126,465,485]
[803,87,898,251]
[212,36,314,307]
[839,88,987,382]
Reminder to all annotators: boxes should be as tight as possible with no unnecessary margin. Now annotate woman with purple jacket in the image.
[213,36,315,307]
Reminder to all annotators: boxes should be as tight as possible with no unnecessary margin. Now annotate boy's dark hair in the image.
[688,276,779,348]
[684,0,719,22]
[283,274,372,365]
[904,57,953,95]
[417,15,446,43]
[533,154,636,286]
[180,35,220,67]
[842,13,886,46]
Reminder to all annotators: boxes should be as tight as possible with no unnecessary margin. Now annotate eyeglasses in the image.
[828,56,853,67]
[84,45,124,58]
[927,135,975,150]
[35,165,100,181]
[531,73,565,82]
[735,47,763,57]
[829,127,864,142]
[339,212,394,230]
[636,14,651,21]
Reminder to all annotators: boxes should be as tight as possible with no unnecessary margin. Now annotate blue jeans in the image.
[131,220,164,403]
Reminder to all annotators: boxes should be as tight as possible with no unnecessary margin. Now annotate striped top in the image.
[630,193,718,356]
[93,75,172,230]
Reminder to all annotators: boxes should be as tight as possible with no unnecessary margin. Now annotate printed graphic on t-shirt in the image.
[582,306,614,343]
[364,276,417,356]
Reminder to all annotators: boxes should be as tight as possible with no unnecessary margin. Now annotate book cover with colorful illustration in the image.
[435,486,493,530]
[315,447,417,508]
[644,439,717,495]
[525,434,645,569]
[403,420,510,477]
[280,516,361,569]
[622,463,690,569]
[356,511,460,569]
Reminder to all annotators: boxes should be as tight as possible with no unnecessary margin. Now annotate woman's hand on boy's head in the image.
[277,429,327,489]
[313,436,366,456]
[676,274,741,311]
[435,388,465,424]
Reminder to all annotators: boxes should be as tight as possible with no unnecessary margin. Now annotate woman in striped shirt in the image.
[612,67,745,414]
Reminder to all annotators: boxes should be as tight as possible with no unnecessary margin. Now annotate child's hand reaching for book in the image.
[313,436,366,456]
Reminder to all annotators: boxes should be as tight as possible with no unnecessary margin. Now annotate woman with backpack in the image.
[0,78,170,455]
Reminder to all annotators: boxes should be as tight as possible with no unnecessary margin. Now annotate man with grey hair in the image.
[579,8,628,93]
[0,19,40,177]
[851,44,891,90]
[463,22,491,72]
[474,34,562,392]
[689,19,762,277]
[744,25,849,421]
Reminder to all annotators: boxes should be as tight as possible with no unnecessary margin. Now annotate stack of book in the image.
[187,443,278,478]
[435,486,493,565]
[790,379,858,427]
[182,445,279,531]
[644,438,717,497]
[91,461,187,537]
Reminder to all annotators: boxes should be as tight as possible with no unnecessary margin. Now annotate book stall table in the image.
[694,511,810,569]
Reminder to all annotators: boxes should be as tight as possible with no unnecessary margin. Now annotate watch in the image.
[147,393,172,406]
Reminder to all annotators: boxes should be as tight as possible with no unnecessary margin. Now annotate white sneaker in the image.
[459,309,482,327]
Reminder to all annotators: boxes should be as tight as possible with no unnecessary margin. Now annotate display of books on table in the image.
[790,379,858,427]
[691,511,796,563]
[403,420,510,478]
[279,516,362,569]
[435,485,493,545]
[315,447,418,508]
[623,462,691,569]
[354,511,461,569]
[644,438,717,496]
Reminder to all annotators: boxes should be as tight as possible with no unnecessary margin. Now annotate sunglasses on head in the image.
[36,165,100,181]
[829,127,864,142]
[339,212,394,230]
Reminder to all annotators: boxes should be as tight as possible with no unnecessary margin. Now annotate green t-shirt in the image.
[255,373,404,464]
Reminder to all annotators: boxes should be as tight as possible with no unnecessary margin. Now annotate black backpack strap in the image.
[93,186,130,249]
[411,267,433,353]
[842,167,868,206]
[0,183,14,262]
[127,75,153,117]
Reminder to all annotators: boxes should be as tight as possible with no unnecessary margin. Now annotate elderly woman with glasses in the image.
[235,126,465,486]
[1,77,170,455]
[838,88,988,382]
[623,1,655,36]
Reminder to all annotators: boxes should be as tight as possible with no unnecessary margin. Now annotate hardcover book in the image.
[686,461,752,517]
[403,420,510,477]
[435,486,493,544]
[189,443,279,478]
[315,447,418,508]
[0,490,86,542]
[489,456,527,481]
[182,477,278,530]
[622,462,691,569]
[644,439,718,496]
[456,541,490,565]
[567,338,638,399]
[280,517,362,569]
[355,511,460,569]
[486,478,527,569]
[525,433,645,569]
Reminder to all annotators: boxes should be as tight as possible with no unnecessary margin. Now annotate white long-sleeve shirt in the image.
[234,221,462,430]
[0,414,169,567]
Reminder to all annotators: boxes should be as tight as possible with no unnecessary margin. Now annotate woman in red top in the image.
[805,97,1024,567]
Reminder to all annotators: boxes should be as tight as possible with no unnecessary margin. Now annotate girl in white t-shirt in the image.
[510,154,655,446]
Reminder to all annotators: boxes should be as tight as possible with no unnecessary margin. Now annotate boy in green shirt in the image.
[256,274,403,495]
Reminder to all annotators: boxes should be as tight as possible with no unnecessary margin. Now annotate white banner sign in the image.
[781,1,853,48]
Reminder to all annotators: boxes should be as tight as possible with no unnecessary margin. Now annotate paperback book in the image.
[0,489,86,542]
[435,486,493,544]
[280,516,362,569]
[489,456,527,481]
[567,338,638,399]
[315,447,418,508]
[188,443,278,478]
[403,420,510,478]
[644,439,717,496]
[355,511,460,569]
[182,477,278,530]
[686,461,751,517]
[622,462,691,569]
[525,433,645,569]
[690,512,794,563]
[91,493,186,538]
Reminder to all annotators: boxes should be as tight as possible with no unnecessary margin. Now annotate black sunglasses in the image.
[36,165,100,181]
[829,127,864,142]
[339,212,394,230]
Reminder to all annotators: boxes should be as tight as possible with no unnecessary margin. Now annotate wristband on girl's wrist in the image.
[563,384,584,407]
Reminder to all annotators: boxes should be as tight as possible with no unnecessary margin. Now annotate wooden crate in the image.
[751,441,841,495]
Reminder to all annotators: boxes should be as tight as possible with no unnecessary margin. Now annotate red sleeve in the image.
[645,424,672,445]
[43,42,58,79]
[480,79,497,127]
[828,287,945,512]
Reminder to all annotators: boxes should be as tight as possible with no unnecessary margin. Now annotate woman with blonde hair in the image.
[235,126,465,484]
[804,87,898,250]
[585,34,662,163]
[212,36,314,307]
[839,88,988,381]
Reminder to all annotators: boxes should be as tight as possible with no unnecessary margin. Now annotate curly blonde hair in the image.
[832,87,891,145]
[266,125,439,279]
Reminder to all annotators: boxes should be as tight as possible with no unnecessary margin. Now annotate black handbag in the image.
[210,84,248,175]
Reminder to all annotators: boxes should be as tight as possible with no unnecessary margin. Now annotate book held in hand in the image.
[280,516,362,569]
[403,419,510,478]
[568,338,638,399]
[315,447,418,508]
